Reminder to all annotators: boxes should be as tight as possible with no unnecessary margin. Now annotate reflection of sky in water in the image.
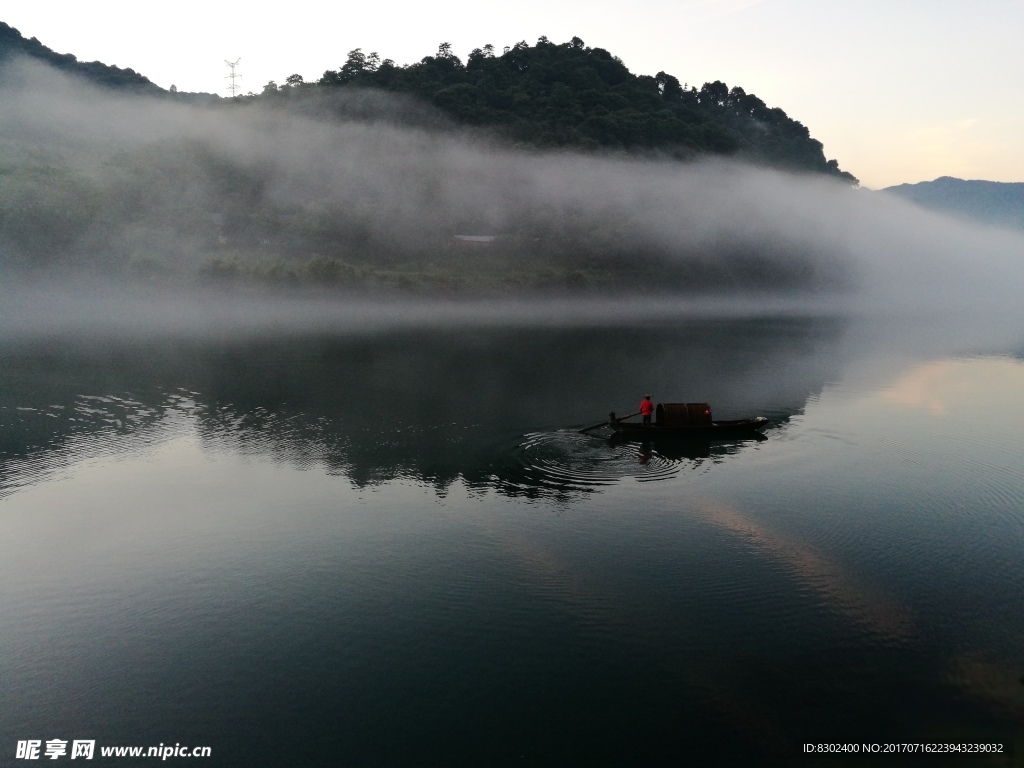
[880,356,1024,417]
[2,335,1024,763]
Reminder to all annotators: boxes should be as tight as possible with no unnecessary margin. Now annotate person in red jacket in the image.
[639,394,654,427]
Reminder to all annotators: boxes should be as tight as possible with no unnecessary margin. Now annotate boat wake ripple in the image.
[501,430,700,499]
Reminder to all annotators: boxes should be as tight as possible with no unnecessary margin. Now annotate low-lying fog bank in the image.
[1,57,1023,318]
[0,284,846,339]
[3,285,1024,350]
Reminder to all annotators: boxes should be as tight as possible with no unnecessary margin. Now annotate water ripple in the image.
[500,430,703,498]
[0,389,198,500]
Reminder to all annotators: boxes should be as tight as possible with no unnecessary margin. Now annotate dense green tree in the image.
[302,35,855,183]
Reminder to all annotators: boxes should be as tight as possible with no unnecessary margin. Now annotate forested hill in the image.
[0,21,161,93]
[265,37,857,184]
[0,23,854,183]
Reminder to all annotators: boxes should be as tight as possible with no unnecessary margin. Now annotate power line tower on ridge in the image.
[225,58,242,97]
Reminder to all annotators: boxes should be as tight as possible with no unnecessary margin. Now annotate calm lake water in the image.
[2,307,1023,766]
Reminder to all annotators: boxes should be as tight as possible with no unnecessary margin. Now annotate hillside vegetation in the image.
[262,38,856,183]
[0,25,859,295]
[0,21,160,93]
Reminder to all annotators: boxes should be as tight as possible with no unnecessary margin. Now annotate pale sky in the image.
[5,0,1023,189]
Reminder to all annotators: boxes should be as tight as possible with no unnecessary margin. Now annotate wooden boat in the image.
[606,402,768,438]
[609,416,769,438]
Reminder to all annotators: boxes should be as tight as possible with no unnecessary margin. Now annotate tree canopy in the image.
[268,36,856,184]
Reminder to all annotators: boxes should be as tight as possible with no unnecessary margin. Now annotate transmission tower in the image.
[225,58,242,97]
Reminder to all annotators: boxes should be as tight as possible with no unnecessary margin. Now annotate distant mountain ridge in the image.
[881,176,1024,230]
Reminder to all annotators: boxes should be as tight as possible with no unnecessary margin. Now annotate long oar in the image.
[579,410,642,434]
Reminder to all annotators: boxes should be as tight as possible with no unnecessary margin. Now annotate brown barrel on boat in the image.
[655,403,713,426]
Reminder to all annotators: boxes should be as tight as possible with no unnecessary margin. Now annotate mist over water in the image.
[1,56,1023,328]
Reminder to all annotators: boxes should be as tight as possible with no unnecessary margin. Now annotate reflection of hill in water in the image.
[0,318,845,499]
[0,341,198,498]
